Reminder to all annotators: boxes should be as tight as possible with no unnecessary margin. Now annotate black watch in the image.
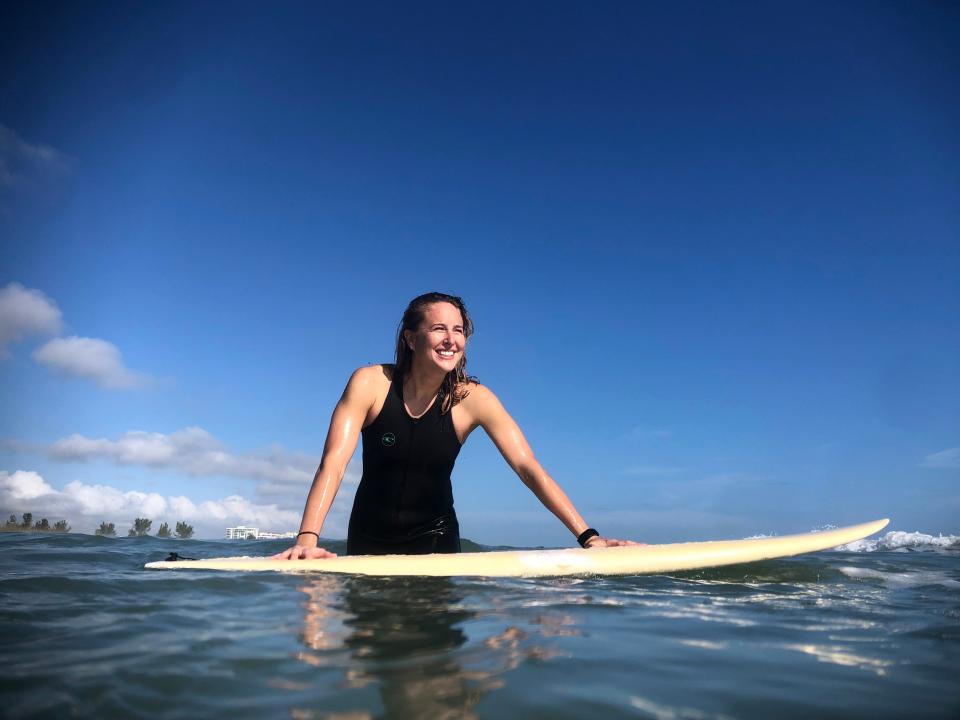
[577,528,600,547]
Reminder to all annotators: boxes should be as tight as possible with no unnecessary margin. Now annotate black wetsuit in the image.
[347,370,463,555]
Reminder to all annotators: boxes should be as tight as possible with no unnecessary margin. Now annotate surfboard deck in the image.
[144,518,889,577]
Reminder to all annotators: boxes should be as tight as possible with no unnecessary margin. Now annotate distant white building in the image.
[225,526,296,540]
[226,525,259,539]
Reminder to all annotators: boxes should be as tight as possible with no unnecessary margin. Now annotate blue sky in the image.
[1,1,957,544]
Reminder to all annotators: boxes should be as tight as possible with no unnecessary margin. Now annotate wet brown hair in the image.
[394,292,477,414]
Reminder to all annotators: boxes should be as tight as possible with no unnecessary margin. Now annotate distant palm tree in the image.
[20,513,32,530]
[95,522,117,537]
[54,520,70,533]
[156,522,172,538]
[175,521,194,539]
[129,518,152,536]
[33,518,50,532]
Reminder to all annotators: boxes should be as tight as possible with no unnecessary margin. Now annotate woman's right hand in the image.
[271,544,338,560]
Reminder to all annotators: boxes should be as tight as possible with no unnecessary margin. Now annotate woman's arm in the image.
[272,367,378,560]
[468,385,639,548]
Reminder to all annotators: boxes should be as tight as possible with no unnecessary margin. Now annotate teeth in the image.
[437,350,454,357]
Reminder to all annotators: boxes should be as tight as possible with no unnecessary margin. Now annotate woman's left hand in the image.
[584,536,646,548]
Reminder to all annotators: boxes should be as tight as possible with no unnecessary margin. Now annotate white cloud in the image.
[0,470,305,538]
[0,470,56,500]
[32,336,149,389]
[0,281,152,390]
[48,427,321,485]
[19,427,363,535]
[0,125,70,191]
[0,282,63,356]
[919,447,960,470]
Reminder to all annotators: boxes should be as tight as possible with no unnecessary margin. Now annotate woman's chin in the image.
[432,354,459,369]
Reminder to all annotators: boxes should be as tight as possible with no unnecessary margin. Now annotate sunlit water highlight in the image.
[1,532,957,719]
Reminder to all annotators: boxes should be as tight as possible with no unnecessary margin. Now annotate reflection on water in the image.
[293,576,577,719]
[2,533,958,719]
[782,643,893,676]
[339,576,478,718]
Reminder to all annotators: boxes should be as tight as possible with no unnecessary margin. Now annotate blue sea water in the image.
[1,531,958,719]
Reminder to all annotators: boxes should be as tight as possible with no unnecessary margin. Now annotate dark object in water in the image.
[164,552,196,562]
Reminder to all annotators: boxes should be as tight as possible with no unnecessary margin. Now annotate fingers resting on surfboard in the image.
[585,537,647,548]
[271,545,339,560]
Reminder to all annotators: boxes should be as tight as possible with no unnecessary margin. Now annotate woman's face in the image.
[406,302,466,374]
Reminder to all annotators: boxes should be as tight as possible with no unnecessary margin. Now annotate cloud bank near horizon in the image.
[3,426,362,537]
[0,469,353,539]
[48,426,327,486]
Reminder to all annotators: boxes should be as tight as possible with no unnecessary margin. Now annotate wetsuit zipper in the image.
[396,417,418,526]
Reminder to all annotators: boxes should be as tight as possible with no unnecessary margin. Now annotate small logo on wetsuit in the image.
[381,432,396,447]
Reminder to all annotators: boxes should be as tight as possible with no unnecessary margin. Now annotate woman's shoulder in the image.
[454,381,511,427]
[456,379,496,408]
[348,364,395,389]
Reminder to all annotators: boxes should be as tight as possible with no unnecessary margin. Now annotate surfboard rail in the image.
[144,518,889,577]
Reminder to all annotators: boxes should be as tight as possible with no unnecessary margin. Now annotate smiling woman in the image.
[394,293,476,415]
[274,292,638,559]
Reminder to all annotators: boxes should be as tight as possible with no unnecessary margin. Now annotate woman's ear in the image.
[403,330,414,351]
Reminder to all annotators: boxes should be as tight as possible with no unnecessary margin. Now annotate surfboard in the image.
[144,518,889,577]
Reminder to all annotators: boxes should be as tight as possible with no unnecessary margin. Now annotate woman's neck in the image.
[403,360,446,405]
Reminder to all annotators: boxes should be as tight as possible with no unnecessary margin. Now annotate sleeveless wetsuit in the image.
[347,369,463,555]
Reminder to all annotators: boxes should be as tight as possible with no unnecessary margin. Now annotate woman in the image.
[275,292,636,560]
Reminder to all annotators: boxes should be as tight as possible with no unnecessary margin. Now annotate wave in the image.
[836,565,960,588]
[836,530,960,552]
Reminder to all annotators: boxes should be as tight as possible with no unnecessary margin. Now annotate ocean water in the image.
[1,531,958,719]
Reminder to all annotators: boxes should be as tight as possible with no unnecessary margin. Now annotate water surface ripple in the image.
[1,533,957,719]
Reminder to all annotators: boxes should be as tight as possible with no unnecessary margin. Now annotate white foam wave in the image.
[836,530,960,552]
[837,566,960,588]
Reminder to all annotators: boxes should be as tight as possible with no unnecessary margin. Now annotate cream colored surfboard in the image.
[144,518,888,577]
